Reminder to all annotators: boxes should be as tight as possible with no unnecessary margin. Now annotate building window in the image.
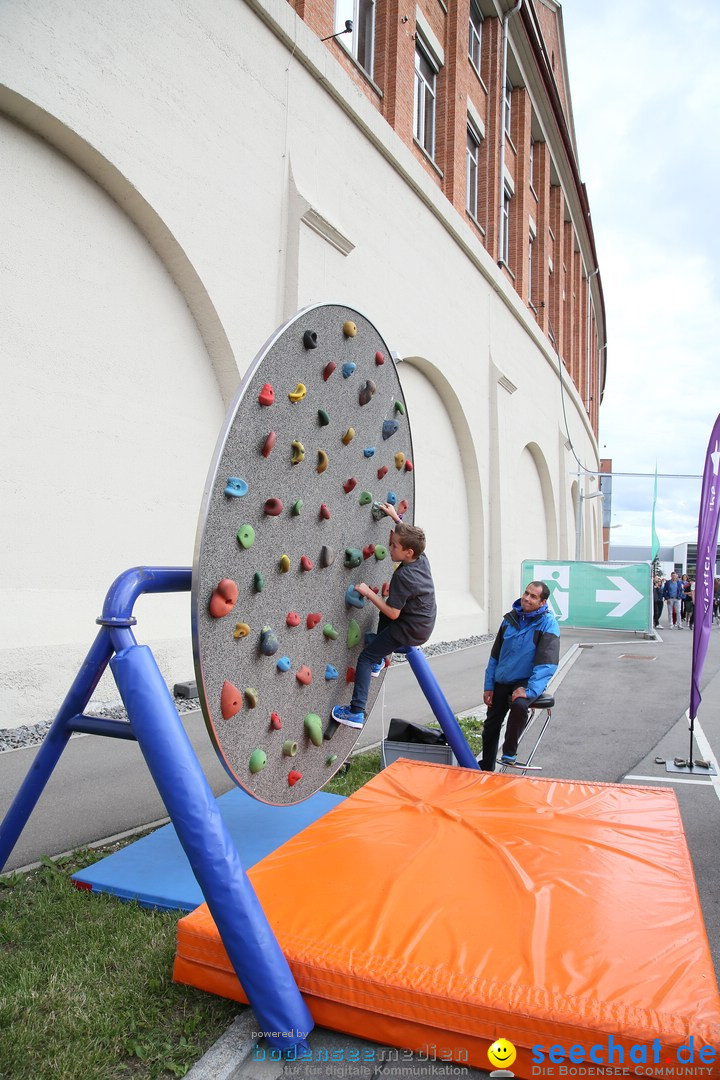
[414,39,437,159]
[468,0,483,74]
[501,185,511,265]
[504,77,512,137]
[335,0,375,78]
[528,232,534,305]
[466,124,480,220]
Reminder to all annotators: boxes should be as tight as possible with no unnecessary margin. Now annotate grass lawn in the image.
[0,718,482,1079]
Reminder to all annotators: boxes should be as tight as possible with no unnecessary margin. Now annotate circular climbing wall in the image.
[192,304,415,804]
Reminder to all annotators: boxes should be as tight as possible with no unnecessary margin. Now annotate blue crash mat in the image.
[71,787,345,911]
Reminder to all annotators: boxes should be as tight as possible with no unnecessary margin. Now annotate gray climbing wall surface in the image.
[192,304,414,804]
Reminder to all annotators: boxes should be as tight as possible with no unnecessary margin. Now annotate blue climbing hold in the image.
[382,419,399,440]
[342,362,356,379]
[325,664,339,681]
[224,477,248,497]
[345,584,366,609]
[276,656,291,672]
[363,447,376,458]
[387,492,397,505]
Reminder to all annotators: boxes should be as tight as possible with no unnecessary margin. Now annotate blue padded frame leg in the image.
[402,647,479,770]
[0,566,313,1053]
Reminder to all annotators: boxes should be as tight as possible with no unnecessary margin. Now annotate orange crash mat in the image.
[174,760,720,1076]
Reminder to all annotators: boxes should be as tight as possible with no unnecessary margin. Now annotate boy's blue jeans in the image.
[349,624,397,716]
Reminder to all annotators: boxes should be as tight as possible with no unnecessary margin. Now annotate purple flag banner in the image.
[689,414,720,721]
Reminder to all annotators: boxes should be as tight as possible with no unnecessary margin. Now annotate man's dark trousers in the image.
[481,680,530,771]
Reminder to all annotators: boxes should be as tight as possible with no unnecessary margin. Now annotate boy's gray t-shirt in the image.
[388,553,437,646]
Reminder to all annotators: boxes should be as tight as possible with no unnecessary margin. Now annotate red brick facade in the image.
[296,0,604,436]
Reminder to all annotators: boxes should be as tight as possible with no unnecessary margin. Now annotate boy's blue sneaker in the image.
[332,705,365,729]
[500,754,517,765]
[370,661,385,678]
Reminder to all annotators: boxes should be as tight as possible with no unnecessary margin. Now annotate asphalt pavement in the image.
[2,622,720,1079]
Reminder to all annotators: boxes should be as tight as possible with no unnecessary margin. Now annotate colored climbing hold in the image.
[258,383,274,406]
[288,770,302,787]
[291,499,303,516]
[300,555,313,572]
[371,502,386,522]
[304,713,324,745]
[342,362,356,379]
[318,409,330,426]
[270,712,283,730]
[374,545,388,561]
[264,497,283,516]
[320,545,335,568]
[394,452,405,470]
[282,740,298,757]
[323,623,339,640]
[375,351,385,365]
[316,449,329,476]
[244,688,258,708]
[296,665,312,685]
[344,548,362,568]
[359,379,376,406]
[319,503,331,520]
[325,664,339,681]
[405,459,413,472]
[261,431,276,458]
[303,330,318,349]
[398,498,409,516]
[343,477,357,493]
[382,419,399,440]
[370,585,379,594]
[286,612,301,627]
[306,612,322,629]
[276,656,291,672]
[323,361,336,381]
[288,383,307,403]
[279,554,291,573]
[224,477,248,497]
[358,491,372,505]
[209,578,238,618]
[343,320,357,337]
[253,571,265,593]
[386,491,397,505]
[233,622,251,639]
[220,680,242,720]
[290,440,305,464]
[346,666,356,684]
[260,630,280,652]
[237,525,255,549]
[345,584,365,608]
[394,400,406,416]
[362,544,376,560]
[341,427,355,445]
[326,754,338,766]
[347,619,361,648]
[363,447,376,458]
[381,582,390,597]
[377,465,388,480]
[249,749,267,774]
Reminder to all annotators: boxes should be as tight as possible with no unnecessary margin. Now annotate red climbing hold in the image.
[377,465,388,480]
[286,612,301,627]
[346,666,356,684]
[258,383,274,406]
[323,361,336,381]
[209,579,238,618]
[405,459,413,472]
[288,769,302,787]
[362,544,376,560]
[343,477,357,493]
[300,555,313,571]
[264,497,283,516]
[375,351,385,365]
[307,612,322,629]
[220,680,242,720]
[296,665,312,685]
[270,712,283,730]
[398,498,409,516]
[261,431,276,458]
[320,503,331,520]
[382,581,390,597]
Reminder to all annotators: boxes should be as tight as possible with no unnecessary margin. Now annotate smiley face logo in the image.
[488,1038,517,1070]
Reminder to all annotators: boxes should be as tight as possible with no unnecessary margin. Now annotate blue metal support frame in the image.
[0,566,312,1053]
[402,647,480,770]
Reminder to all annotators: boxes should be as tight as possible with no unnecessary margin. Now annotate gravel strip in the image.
[0,635,494,753]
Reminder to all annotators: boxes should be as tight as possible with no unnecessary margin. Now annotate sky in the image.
[560,0,720,554]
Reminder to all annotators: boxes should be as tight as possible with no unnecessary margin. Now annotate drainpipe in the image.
[586,266,599,413]
[498,0,523,265]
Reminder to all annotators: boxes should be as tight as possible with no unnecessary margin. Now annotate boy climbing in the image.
[331,505,436,729]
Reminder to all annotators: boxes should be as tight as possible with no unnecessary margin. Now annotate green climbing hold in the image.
[344,548,362,568]
[374,545,388,560]
[359,491,372,505]
[292,499,303,516]
[318,409,330,426]
[323,623,339,640]
[304,713,324,746]
[282,740,298,758]
[249,749,267,774]
[253,571,265,592]
[237,524,255,549]
[326,754,338,766]
[394,400,406,415]
[347,618,361,648]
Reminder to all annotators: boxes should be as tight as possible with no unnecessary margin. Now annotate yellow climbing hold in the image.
[291,440,305,464]
[343,320,357,337]
[288,383,307,402]
[316,449,329,474]
[233,622,250,639]
[341,428,355,445]
[394,452,405,470]
[279,554,291,573]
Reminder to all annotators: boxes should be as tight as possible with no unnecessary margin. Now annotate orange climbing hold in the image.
[209,579,238,618]
[220,680,242,720]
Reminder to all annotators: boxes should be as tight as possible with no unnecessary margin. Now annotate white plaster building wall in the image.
[0,0,599,728]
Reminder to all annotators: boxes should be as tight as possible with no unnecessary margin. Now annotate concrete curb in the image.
[185,1011,260,1080]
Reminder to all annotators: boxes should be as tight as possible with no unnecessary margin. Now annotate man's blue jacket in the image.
[484,598,560,699]
[663,579,683,600]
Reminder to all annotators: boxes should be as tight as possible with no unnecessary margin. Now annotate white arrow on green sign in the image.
[522,560,652,631]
